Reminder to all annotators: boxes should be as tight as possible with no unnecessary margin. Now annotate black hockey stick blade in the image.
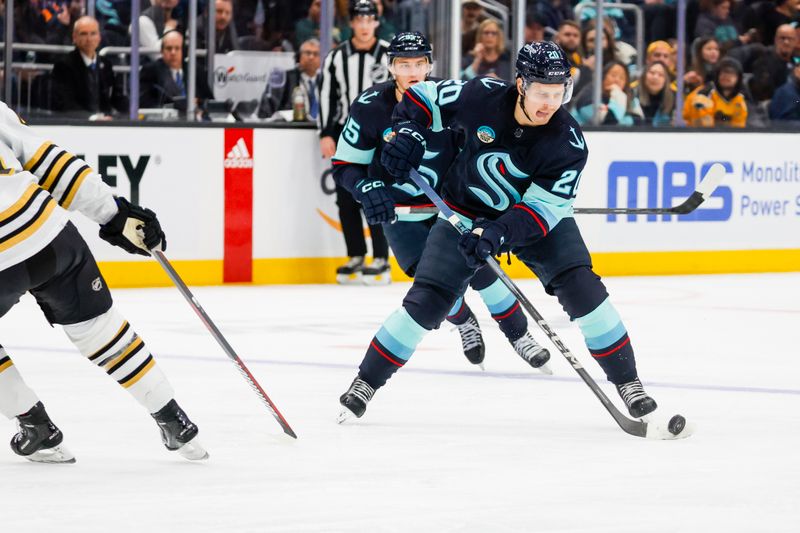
[406,169,693,440]
[152,249,298,439]
[573,162,726,215]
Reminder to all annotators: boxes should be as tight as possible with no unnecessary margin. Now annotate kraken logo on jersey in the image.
[392,149,440,197]
[470,152,528,211]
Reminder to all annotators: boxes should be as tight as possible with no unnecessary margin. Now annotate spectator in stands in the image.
[556,20,582,71]
[461,18,512,80]
[51,16,127,118]
[581,19,635,70]
[761,0,800,47]
[258,38,321,119]
[694,0,752,49]
[749,24,798,101]
[199,0,238,54]
[524,8,547,43]
[139,30,213,110]
[684,37,721,93]
[683,57,748,127]
[295,0,322,48]
[642,0,676,43]
[135,0,182,52]
[633,61,675,126]
[768,55,800,122]
[528,0,574,33]
[576,0,634,43]
[42,0,86,46]
[646,40,674,72]
[461,0,487,56]
[572,60,643,125]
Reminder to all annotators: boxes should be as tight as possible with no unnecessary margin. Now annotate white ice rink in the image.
[0,273,798,532]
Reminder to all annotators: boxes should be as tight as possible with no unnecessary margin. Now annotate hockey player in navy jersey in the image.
[338,41,659,422]
[332,31,551,378]
[0,102,206,463]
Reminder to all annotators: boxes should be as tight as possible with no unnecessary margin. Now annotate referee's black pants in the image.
[335,184,388,260]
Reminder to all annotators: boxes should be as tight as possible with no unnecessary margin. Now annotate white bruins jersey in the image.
[0,101,117,271]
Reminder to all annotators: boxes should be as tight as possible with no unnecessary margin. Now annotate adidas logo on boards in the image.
[224,138,254,168]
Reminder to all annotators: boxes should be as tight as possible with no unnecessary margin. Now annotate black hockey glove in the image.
[380,121,426,183]
[99,197,167,257]
[458,218,507,269]
[353,179,396,225]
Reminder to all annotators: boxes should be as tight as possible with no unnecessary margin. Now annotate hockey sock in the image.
[62,307,174,413]
[475,278,528,342]
[0,346,40,419]
[359,307,429,389]
[444,297,470,326]
[574,297,637,385]
[550,267,638,385]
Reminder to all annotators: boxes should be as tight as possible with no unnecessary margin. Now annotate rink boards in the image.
[34,125,800,287]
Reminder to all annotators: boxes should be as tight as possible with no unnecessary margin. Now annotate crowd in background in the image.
[2,0,799,126]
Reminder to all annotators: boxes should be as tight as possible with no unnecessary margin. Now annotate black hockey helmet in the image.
[387,32,433,64]
[515,41,573,104]
[349,0,378,19]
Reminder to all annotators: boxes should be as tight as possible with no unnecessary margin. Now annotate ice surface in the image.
[0,273,798,532]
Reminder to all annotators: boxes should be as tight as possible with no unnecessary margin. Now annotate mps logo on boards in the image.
[607,161,733,222]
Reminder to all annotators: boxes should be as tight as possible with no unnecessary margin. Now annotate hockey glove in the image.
[353,179,396,225]
[99,197,167,257]
[458,218,507,269]
[380,121,426,183]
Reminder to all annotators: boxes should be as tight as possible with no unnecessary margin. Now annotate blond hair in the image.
[477,18,505,56]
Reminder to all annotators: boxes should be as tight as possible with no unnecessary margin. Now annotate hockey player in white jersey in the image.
[0,101,206,463]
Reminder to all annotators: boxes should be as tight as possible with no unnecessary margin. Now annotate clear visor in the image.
[523,77,574,106]
[390,59,433,76]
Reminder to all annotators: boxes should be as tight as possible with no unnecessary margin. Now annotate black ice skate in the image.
[152,400,208,460]
[616,378,658,419]
[512,332,552,375]
[362,257,391,285]
[337,376,375,423]
[455,310,486,369]
[10,402,75,464]
[336,256,365,285]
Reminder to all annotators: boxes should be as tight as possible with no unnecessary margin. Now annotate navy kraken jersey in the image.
[332,80,460,221]
[395,76,588,236]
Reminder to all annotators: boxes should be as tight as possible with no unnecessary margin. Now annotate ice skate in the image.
[336,256,365,285]
[512,332,552,374]
[362,257,392,285]
[454,310,485,369]
[10,402,75,464]
[337,376,375,423]
[616,378,658,419]
[152,400,208,461]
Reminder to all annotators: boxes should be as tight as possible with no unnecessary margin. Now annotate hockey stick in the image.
[152,249,298,439]
[397,163,726,217]
[407,168,692,440]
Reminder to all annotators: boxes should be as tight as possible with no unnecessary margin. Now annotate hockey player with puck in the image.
[0,101,206,463]
[332,31,551,379]
[319,0,391,284]
[339,41,659,423]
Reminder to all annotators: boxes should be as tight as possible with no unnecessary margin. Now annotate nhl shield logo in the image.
[477,126,496,144]
[91,277,103,292]
[370,64,389,83]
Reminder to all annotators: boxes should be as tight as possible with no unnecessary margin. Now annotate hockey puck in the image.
[668,414,686,435]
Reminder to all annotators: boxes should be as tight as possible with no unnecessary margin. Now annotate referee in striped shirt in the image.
[319,0,391,283]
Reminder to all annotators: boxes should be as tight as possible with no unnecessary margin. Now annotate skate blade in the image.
[336,407,356,424]
[336,272,363,285]
[535,363,553,375]
[176,439,209,461]
[362,273,392,286]
[25,445,76,464]
[477,362,485,371]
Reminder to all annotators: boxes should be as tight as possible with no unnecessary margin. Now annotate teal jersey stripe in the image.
[477,278,515,309]
[448,296,464,317]
[409,82,444,131]
[521,181,575,230]
[584,321,628,350]
[333,141,375,165]
[397,212,437,223]
[375,307,428,360]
